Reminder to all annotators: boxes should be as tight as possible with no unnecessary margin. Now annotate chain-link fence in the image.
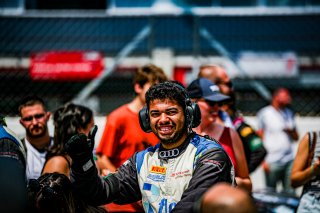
[1,11,320,116]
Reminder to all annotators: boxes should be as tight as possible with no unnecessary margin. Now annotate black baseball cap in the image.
[187,78,230,102]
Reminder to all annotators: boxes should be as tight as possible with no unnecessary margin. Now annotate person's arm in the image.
[229,128,252,192]
[291,133,320,188]
[284,109,299,141]
[256,127,270,174]
[284,128,299,141]
[256,112,270,173]
[65,128,141,206]
[95,115,118,173]
[255,110,265,139]
[71,154,141,206]
[172,147,234,213]
[41,156,70,178]
[96,154,117,175]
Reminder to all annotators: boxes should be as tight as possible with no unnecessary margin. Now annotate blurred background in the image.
[1,0,320,194]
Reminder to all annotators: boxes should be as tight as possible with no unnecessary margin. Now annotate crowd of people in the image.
[1,63,319,213]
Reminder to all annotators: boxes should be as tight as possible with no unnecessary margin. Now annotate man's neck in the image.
[271,102,281,111]
[161,134,188,150]
[128,97,144,114]
[26,132,51,150]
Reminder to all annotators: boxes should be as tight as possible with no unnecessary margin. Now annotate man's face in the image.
[20,104,50,138]
[276,90,292,108]
[200,66,233,96]
[216,70,233,96]
[149,99,187,148]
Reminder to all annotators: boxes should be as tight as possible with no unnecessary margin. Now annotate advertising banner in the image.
[30,51,104,81]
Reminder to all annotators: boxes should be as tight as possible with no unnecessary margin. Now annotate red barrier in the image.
[30,51,104,81]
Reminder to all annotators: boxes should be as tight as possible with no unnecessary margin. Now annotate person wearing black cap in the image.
[187,78,252,192]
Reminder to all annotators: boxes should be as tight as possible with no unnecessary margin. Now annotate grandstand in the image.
[1,0,320,115]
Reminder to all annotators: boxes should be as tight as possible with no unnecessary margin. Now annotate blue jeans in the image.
[264,160,295,195]
[297,192,320,213]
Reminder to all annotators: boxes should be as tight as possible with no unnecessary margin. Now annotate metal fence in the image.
[1,9,320,116]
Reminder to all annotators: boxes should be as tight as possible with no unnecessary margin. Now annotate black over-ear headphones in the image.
[138,83,201,133]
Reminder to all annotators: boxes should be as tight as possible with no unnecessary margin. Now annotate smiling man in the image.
[65,81,235,213]
[18,96,53,180]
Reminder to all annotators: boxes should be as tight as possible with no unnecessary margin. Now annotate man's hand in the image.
[283,128,299,141]
[312,157,320,176]
[262,161,270,174]
[65,125,98,171]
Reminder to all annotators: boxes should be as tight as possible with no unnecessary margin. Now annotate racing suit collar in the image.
[158,133,195,160]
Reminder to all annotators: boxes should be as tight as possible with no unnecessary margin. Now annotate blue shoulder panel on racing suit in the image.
[191,134,222,156]
[0,125,26,159]
[136,143,160,174]
[0,125,21,147]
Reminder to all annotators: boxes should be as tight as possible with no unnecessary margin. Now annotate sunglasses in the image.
[205,101,224,107]
[21,113,45,122]
[217,81,233,88]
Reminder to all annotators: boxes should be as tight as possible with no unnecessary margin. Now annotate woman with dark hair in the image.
[27,172,106,213]
[41,103,94,178]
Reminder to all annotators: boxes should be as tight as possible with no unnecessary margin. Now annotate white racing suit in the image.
[70,133,235,213]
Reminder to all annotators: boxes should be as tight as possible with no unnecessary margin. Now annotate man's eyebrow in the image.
[149,107,179,112]
[166,107,178,111]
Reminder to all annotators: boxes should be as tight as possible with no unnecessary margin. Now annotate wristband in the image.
[311,164,315,175]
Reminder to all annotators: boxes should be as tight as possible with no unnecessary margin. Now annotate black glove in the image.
[65,125,98,172]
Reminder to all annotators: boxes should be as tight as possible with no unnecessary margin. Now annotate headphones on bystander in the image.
[139,83,201,133]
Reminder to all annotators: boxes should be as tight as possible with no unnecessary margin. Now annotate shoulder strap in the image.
[219,127,230,141]
[307,131,317,167]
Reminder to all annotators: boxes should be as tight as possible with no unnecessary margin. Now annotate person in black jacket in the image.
[64,81,235,213]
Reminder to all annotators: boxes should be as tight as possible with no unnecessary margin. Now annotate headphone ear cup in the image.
[191,102,201,128]
[185,105,193,127]
[185,100,201,129]
[139,106,152,133]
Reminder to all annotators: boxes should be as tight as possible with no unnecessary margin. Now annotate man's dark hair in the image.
[145,81,187,112]
[18,96,46,116]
